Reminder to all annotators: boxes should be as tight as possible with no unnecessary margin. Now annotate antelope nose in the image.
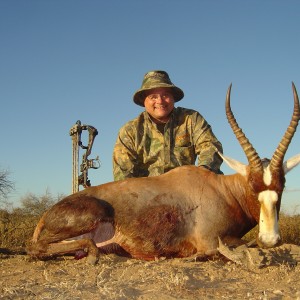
[258,232,281,248]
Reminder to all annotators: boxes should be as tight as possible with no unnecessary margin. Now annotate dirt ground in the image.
[1,244,300,300]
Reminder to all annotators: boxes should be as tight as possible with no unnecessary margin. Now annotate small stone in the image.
[273,289,284,296]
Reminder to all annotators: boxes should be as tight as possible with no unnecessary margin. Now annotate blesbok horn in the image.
[225,83,263,173]
[270,82,300,171]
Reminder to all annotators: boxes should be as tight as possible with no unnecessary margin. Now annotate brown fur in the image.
[26,166,266,264]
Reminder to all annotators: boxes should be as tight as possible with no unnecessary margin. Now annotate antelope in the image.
[26,83,300,265]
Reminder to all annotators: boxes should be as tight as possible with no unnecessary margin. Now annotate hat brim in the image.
[133,86,184,107]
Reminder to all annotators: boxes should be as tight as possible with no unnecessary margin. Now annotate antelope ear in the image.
[283,153,300,174]
[217,151,248,176]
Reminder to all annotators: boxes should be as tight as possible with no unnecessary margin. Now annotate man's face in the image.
[144,88,175,123]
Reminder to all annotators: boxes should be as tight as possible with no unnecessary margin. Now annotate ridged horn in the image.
[225,84,263,172]
[270,82,300,171]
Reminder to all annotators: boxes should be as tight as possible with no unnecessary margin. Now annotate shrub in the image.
[0,191,64,249]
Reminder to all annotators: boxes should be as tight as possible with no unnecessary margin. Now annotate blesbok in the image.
[27,83,300,264]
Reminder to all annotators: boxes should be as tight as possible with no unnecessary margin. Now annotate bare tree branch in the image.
[0,168,14,199]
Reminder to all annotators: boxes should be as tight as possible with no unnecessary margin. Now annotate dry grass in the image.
[279,213,300,245]
[0,210,39,250]
[1,249,300,299]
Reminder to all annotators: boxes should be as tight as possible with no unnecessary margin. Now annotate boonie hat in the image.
[133,70,184,106]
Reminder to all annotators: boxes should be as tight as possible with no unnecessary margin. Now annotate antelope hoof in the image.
[86,253,99,265]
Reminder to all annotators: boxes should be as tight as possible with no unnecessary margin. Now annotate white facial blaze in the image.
[258,190,280,247]
[263,164,272,186]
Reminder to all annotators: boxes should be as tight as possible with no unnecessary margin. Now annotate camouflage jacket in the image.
[113,107,223,181]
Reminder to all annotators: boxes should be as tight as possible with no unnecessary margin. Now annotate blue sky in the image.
[1,0,299,213]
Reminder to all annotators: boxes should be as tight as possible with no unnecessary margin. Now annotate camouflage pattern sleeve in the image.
[113,123,137,181]
[191,111,223,173]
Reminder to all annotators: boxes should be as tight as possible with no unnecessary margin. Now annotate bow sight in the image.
[69,120,100,193]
